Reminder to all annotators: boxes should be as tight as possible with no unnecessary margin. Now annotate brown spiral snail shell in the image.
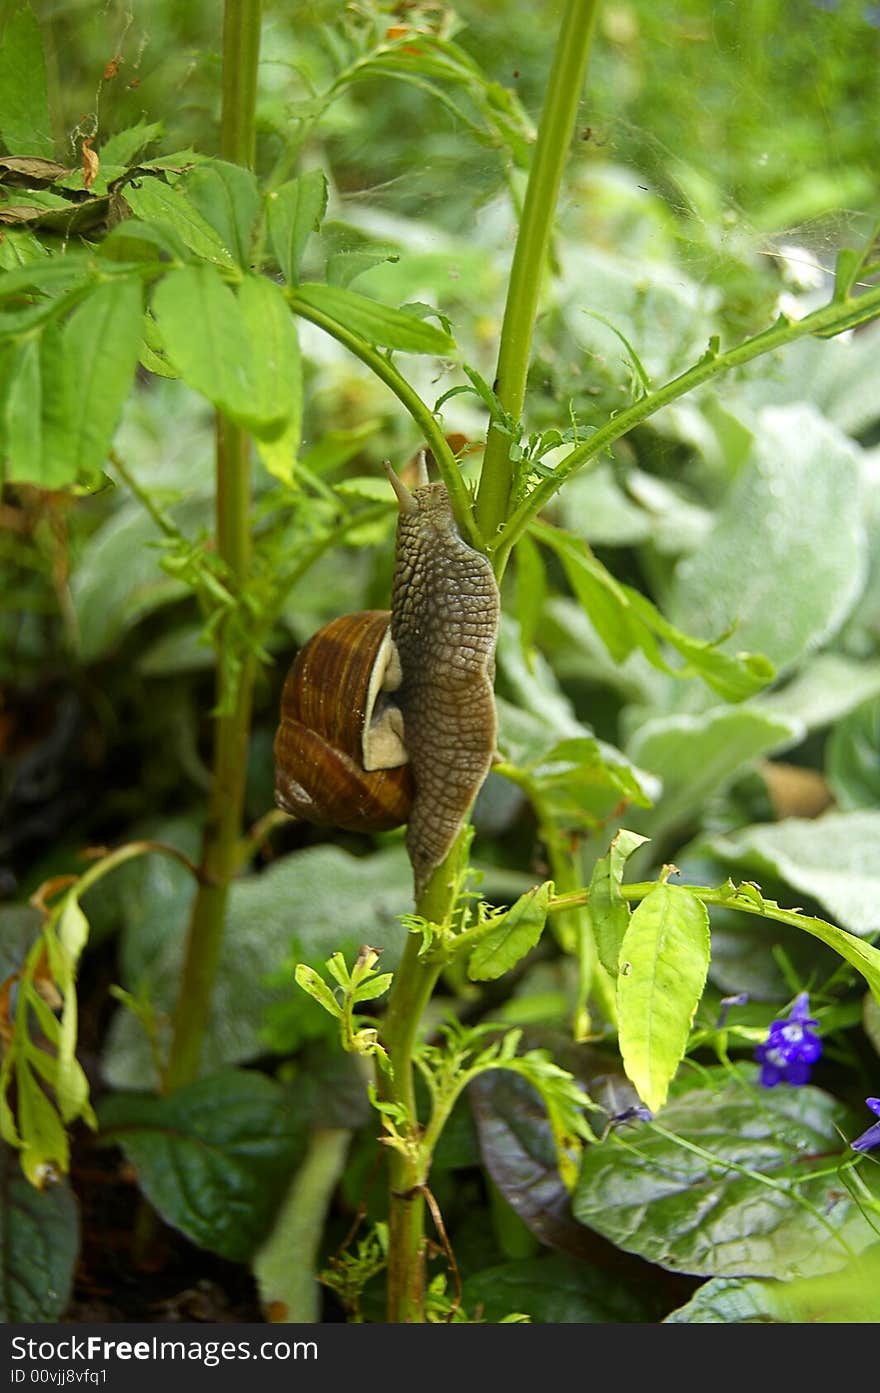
[274,454,500,896]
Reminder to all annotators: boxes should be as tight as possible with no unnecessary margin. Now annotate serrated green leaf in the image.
[589,829,649,977]
[186,160,260,270]
[469,883,553,982]
[97,1070,306,1261]
[294,281,456,354]
[99,119,163,168]
[0,3,53,158]
[295,964,343,1018]
[267,170,328,283]
[617,884,710,1114]
[123,178,235,264]
[0,1141,79,1320]
[60,278,144,480]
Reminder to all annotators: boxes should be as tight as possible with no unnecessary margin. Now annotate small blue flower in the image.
[754,991,822,1088]
[851,1098,880,1154]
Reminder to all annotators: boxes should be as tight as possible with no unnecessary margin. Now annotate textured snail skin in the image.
[389,480,500,897]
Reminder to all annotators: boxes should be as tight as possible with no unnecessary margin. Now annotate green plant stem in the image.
[475,0,602,545]
[164,0,262,1092]
[379,841,465,1322]
[288,291,481,549]
[495,287,880,570]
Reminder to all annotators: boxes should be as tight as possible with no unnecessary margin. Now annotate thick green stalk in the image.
[380,842,465,1322]
[475,0,602,545]
[164,0,262,1091]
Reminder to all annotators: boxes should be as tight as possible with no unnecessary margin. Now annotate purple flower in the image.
[851,1098,880,1154]
[754,992,822,1088]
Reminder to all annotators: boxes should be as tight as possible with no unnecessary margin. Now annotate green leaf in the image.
[0,3,53,158]
[294,281,456,354]
[617,884,710,1113]
[665,1276,794,1323]
[468,882,553,982]
[588,828,649,977]
[50,896,93,1128]
[238,273,302,469]
[668,405,867,675]
[826,696,880,811]
[99,119,164,168]
[70,499,200,662]
[513,533,546,652]
[102,845,413,1087]
[463,1253,659,1324]
[186,160,260,270]
[574,1068,880,1279]
[626,707,801,837]
[267,170,328,283]
[16,1058,68,1184]
[294,964,342,1019]
[97,1070,306,1262]
[833,246,864,303]
[755,652,880,733]
[469,1070,597,1257]
[60,278,144,479]
[534,522,773,701]
[706,811,880,937]
[0,1141,78,1321]
[123,178,235,264]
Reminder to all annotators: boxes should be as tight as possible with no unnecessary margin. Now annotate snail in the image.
[273,454,500,896]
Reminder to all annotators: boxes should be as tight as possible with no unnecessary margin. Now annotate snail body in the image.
[274,458,500,896]
[385,463,500,896]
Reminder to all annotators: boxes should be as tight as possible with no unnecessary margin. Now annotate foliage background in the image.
[1,0,879,1324]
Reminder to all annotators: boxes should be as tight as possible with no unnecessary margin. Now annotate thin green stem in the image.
[164,0,262,1092]
[476,0,602,545]
[288,291,481,550]
[495,286,880,570]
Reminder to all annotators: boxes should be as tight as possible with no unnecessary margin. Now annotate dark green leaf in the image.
[463,1253,659,1323]
[617,884,710,1113]
[0,1141,79,1321]
[294,281,456,354]
[469,1069,597,1259]
[102,845,413,1087]
[97,1070,306,1262]
[468,882,552,982]
[0,3,53,158]
[99,120,164,169]
[267,170,327,283]
[575,1068,880,1279]
[514,533,546,653]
